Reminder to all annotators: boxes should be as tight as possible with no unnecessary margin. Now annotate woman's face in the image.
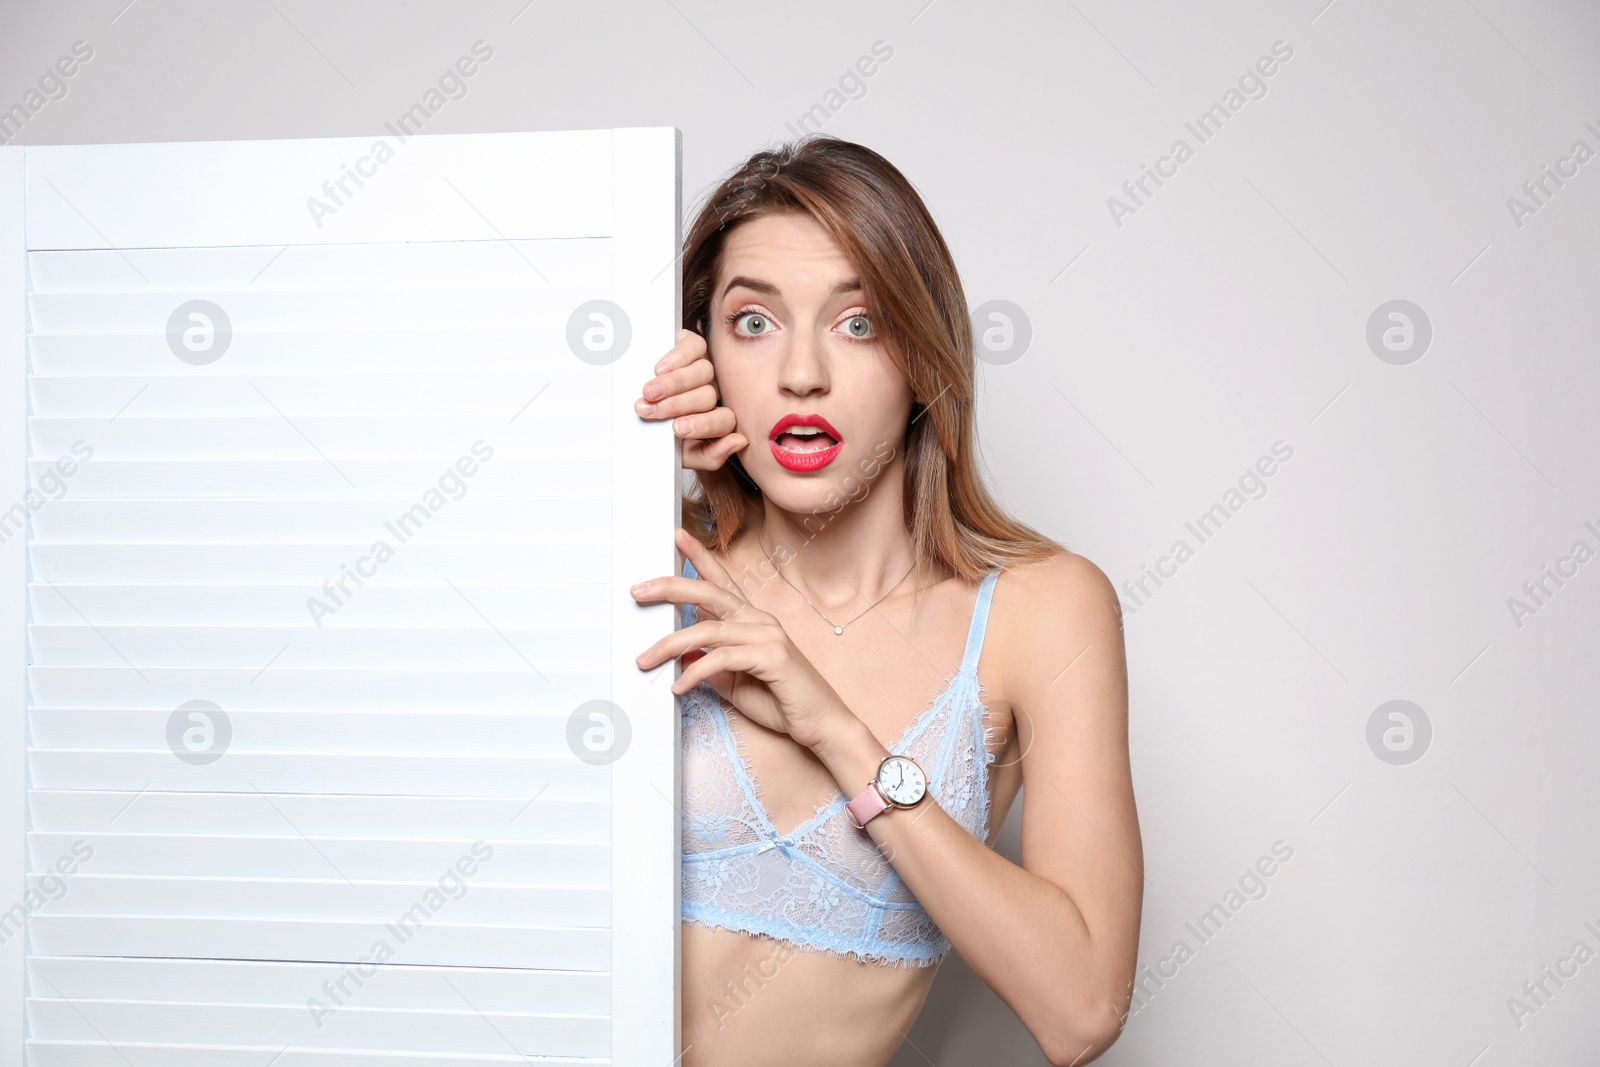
[707,210,912,518]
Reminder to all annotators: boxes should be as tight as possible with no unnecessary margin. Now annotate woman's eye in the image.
[728,310,771,336]
[841,314,872,339]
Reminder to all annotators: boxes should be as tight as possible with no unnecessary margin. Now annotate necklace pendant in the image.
[834,625,845,635]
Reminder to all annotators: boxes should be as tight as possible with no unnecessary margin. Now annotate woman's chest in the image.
[691,652,1014,846]
[683,566,1013,839]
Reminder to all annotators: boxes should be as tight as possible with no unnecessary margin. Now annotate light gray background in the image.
[3,1,1597,1064]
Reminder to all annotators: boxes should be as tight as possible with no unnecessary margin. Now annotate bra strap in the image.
[959,569,1002,672]
[678,557,699,630]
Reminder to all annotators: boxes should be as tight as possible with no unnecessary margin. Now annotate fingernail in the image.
[635,398,655,414]
[643,381,663,401]
[674,417,691,434]
[655,359,670,373]
[631,582,650,595]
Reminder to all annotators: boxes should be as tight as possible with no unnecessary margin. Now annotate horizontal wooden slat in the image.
[29,915,608,972]
[28,752,613,800]
[29,328,606,375]
[28,791,610,843]
[27,954,610,1013]
[27,240,610,292]
[28,628,608,671]
[26,1042,607,1067]
[28,664,615,705]
[29,708,595,756]
[28,498,612,542]
[26,543,611,584]
[26,585,609,627]
[28,666,620,711]
[29,371,608,418]
[30,415,603,460]
[30,874,608,926]
[27,288,597,333]
[27,458,608,498]
[25,588,608,630]
[28,833,608,882]
[27,998,608,1057]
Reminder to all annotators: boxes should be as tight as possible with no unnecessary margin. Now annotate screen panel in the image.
[0,128,681,1065]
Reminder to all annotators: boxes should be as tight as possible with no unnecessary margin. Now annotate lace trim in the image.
[686,845,930,911]
[683,909,949,969]
[972,671,1004,846]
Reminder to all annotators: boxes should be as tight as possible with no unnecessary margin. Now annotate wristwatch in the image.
[845,754,928,829]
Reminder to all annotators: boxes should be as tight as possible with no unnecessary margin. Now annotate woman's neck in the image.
[736,493,943,615]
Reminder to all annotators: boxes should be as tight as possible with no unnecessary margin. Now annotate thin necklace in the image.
[756,512,918,635]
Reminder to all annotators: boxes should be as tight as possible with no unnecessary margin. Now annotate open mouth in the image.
[773,427,840,454]
[769,413,844,471]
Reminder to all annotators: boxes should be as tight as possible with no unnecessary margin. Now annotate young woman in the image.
[629,136,1141,1067]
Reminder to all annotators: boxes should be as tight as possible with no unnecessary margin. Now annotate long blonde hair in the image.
[681,135,1063,581]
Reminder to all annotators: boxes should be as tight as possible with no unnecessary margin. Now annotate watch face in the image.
[877,755,927,807]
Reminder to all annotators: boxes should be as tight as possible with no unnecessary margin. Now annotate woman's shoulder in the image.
[990,548,1124,691]
[996,547,1117,614]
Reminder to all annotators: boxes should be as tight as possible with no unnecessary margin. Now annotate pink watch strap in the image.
[845,780,890,829]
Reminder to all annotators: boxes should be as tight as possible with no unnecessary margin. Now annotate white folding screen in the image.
[0,128,682,1064]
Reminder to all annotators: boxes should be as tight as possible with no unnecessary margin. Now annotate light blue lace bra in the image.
[678,558,1003,967]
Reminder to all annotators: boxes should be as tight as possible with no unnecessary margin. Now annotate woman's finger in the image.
[672,405,737,440]
[632,563,745,622]
[640,381,719,421]
[639,356,714,410]
[637,617,754,672]
[680,441,716,472]
[682,432,749,472]
[651,327,706,375]
[683,435,748,472]
[670,642,763,697]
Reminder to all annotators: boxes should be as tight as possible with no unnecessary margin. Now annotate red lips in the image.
[768,412,843,472]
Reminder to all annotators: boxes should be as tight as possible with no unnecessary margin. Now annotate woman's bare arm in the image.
[808,551,1141,1066]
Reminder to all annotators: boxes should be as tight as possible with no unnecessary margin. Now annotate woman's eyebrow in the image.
[719,276,862,300]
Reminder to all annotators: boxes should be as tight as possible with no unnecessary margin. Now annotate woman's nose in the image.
[778,330,829,395]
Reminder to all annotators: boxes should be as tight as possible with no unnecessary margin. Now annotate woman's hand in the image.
[634,328,748,471]
[631,527,855,751]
